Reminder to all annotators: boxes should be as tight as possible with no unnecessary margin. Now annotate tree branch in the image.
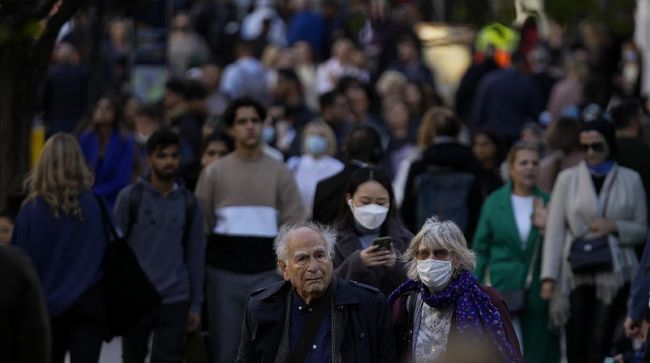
[31,0,85,73]
[32,0,60,20]
[29,0,85,110]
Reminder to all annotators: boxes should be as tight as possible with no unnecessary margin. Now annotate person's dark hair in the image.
[184,79,208,100]
[277,68,301,86]
[165,78,186,97]
[425,106,461,137]
[202,131,234,155]
[545,116,580,154]
[471,128,504,162]
[136,103,163,122]
[335,167,397,227]
[344,125,384,164]
[580,109,618,160]
[336,76,366,94]
[609,99,642,130]
[235,39,255,55]
[223,96,267,127]
[88,94,123,131]
[146,129,180,155]
[319,90,340,110]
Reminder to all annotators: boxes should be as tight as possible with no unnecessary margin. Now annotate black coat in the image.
[236,278,397,363]
[0,246,50,363]
[312,163,362,225]
[334,218,413,296]
[401,141,481,239]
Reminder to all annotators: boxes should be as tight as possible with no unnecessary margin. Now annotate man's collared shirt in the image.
[289,290,332,363]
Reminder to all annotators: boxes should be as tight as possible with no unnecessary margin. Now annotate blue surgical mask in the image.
[305,135,328,156]
[262,126,276,144]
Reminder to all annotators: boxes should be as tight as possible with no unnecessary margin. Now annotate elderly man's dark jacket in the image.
[236,277,397,363]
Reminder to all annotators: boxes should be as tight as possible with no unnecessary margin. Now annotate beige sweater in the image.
[195,152,306,272]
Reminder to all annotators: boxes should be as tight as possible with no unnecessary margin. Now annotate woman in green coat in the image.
[473,142,560,363]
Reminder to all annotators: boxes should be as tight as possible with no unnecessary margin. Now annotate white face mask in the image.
[348,200,389,230]
[134,132,151,145]
[416,259,453,291]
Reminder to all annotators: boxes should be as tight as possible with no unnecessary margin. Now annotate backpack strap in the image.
[127,183,144,237]
[127,182,196,260]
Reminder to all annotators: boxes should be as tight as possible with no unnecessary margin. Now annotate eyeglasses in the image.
[415,248,451,260]
[579,142,606,153]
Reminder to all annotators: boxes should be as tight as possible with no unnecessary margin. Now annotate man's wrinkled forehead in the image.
[287,228,328,257]
[291,244,328,258]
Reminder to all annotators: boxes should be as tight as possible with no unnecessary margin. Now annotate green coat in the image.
[472,183,559,363]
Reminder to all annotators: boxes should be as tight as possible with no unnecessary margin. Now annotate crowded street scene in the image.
[1,0,650,362]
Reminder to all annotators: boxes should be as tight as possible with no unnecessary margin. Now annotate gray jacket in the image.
[114,177,205,313]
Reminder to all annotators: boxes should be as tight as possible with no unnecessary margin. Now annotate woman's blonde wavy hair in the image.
[24,133,94,219]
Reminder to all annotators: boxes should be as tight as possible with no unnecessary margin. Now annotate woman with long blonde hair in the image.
[12,133,108,363]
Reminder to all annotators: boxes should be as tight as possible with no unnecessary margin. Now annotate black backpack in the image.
[414,166,474,232]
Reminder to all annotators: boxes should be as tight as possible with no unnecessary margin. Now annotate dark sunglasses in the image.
[579,142,606,153]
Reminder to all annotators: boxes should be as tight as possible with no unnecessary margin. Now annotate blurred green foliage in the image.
[445,0,636,36]
[546,0,636,36]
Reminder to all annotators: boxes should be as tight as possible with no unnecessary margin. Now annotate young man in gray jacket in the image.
[114,129,205,362]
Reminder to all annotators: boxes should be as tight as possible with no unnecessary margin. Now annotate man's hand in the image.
[540,280,555,300]
[187,312,201,333]
[624,317,641,339]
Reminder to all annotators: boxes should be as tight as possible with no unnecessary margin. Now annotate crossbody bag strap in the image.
[93,193,119,241]
[287,287,333,363]
[576,167,618,239]
[525,234,541,290]
[600,167,617,218]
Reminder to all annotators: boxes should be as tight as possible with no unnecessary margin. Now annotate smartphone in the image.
[373,236,391,250]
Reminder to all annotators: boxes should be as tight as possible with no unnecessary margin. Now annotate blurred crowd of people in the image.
[3,0,650,363]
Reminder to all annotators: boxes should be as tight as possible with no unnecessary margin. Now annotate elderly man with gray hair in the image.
[236,222,396,363]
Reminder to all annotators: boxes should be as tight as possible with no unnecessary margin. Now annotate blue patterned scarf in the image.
[388,271,521,363]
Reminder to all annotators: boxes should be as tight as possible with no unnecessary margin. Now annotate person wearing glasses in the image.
[540,111,647,363]
[389,217,522,363]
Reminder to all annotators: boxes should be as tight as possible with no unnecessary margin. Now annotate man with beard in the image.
[114,129,205,362]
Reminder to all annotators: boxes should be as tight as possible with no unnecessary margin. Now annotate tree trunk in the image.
[0,0,85,212]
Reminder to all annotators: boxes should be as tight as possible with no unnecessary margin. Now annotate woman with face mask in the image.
[332,167,413,296]
[286,121,344,218]
[540,110,647,363]
[472,142,559,363]
[389,217,523,363]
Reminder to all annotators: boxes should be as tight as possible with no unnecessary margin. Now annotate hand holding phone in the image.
[372,236,391,250]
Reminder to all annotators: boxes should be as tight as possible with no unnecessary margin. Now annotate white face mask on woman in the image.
[347,200,388,230]
[416,259,453,291]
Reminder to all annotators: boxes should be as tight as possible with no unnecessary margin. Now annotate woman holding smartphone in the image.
[332,167,413,295]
